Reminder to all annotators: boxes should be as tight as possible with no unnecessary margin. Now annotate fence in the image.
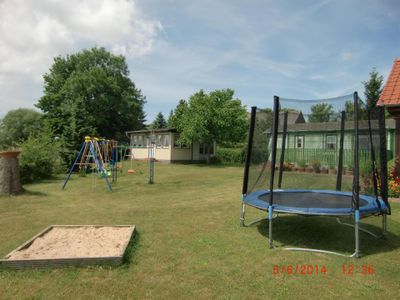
[277,148,381,169]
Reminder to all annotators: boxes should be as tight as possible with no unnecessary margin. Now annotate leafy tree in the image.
[0,108,43,150]
[167,110,174,127]
[176,89,247,163]
[363,67,383,109]
[308,103,336,123]
[168,99,188,130]
[151,112,167,129]
[19,126,63,183]
[36,47,146,163]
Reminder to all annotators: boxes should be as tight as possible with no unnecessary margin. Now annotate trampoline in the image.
[244,189,389,216]
[240,92,391,258]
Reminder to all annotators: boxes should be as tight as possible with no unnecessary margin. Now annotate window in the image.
[295,136,304,148]
[326,135,336,150]
[200,143,214,154]
[131,135,146,148]
[156,134,169,148]
[137,135,143,147]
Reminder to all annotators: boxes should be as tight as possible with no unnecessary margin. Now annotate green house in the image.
[275,111,395,168]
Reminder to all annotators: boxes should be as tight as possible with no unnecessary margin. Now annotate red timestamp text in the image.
[272,264,328,275]
[342,264,375,275]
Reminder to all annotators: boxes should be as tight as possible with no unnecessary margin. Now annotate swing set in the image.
[62,136,119,192]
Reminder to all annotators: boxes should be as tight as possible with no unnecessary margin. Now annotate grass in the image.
[0,162,399,299]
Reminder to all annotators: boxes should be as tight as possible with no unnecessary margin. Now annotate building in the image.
[125,128,216,163]
[377,58,400,171]
[276,118,395,168]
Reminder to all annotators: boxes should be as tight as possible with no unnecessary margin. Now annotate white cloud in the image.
[0,0,162,115]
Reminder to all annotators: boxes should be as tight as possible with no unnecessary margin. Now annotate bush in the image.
[216,147,245,164]
[297,160,307,168]
[283,160,294,171]
[310,159,321,173]
[19,129,64,183]
[388,159,400,197]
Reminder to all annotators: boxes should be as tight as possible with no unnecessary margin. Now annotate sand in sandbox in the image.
[7,226,134,260]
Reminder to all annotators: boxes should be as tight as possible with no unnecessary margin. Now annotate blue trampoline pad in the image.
[244,189,388,216]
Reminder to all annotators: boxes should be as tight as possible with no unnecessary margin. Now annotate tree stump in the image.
[0,151,23,195]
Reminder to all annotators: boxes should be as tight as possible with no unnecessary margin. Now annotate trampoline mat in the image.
[259,191,368,209]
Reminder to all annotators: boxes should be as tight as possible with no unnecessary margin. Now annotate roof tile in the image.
[378,59,400,106]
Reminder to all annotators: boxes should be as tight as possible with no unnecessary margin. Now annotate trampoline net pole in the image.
[353,92,360,210]
[240,107,257,226]
[378,106,390,214]
[354,92,360,257]
[336,111,345,191]
[242,107,257,196]
[267,96,280,249]
[269,96,280,201]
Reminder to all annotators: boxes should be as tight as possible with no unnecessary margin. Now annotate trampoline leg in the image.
[382,214,388,236]
[354,210,360,258]
[240,195,246,227]
[268,205,273,249]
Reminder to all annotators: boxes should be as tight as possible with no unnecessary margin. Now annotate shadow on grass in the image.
[0,189,47,197]
[255,215,400,257]
[122,230,140,266]
[184,163,243,169]
[21,189,48,196]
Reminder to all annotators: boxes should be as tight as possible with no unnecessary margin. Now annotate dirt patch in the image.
[7,226,134,260]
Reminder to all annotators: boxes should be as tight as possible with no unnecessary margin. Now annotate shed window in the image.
[132,135,146,148]
[156,134,169,148]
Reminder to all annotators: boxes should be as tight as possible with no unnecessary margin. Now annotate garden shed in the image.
[125,128,216,163]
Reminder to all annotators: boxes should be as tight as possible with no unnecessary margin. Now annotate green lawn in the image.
[0,162,399,299]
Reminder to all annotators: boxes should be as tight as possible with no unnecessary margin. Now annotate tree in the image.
[36,47,146,163]
[363,67,383,109]
[168,99,188,130]
[19,126,63,183]
[176,89,247,163]
[0,108,43,150]
[151,112,167,129]
[308,103,336,123]
[167,110,174,127]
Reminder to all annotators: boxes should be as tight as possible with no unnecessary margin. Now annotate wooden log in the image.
[0,151,22,195]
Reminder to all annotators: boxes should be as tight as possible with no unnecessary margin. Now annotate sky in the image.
[1,0,399,123]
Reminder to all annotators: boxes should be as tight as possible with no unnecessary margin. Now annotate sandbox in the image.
[0,225,136,269]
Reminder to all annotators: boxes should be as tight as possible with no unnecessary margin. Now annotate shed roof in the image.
[378,59,400,106]
[125,128,177,135]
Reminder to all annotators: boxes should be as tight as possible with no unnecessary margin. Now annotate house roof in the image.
[278,118,395,133]
[280,111,305,125]
[378,58,400,106]
[125,128,177,135]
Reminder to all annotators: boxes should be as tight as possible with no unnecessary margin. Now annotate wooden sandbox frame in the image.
[0,225,136,269]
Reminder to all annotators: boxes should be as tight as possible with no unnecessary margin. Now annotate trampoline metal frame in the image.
[240,200,388,257]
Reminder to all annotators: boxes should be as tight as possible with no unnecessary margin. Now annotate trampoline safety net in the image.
[243,93,390,215]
